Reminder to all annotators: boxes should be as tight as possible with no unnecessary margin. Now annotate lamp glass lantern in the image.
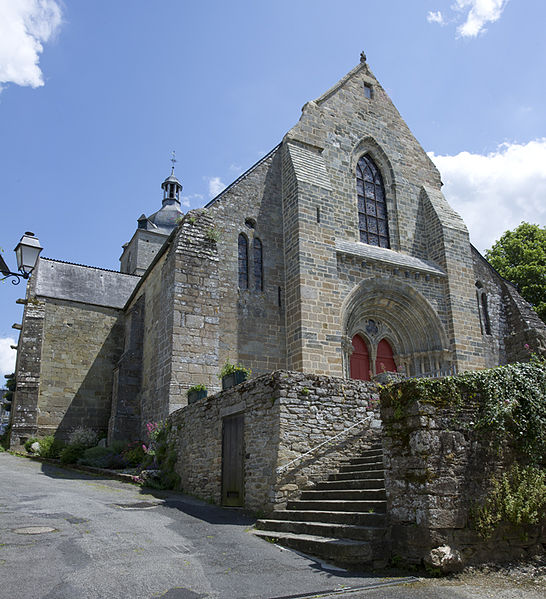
[14,232,43,277]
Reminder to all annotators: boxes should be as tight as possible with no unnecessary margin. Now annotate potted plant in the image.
[187,384,208,404]
[220,361,251,391]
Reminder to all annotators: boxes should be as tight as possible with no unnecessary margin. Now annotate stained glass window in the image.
[238,233,248,289]
[253,237,263,291]
[356,155,390,248]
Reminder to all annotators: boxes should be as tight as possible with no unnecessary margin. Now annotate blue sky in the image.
[1,0,545,376]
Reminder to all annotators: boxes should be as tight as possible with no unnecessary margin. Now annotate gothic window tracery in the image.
[238,233,249,290]
[356,155,390,248]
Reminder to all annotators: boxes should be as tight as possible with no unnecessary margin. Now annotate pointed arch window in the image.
[238,233,249,289]
[253,237,263,291]
[356,155,390,248]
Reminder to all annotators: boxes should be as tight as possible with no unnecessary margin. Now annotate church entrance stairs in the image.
[253,445,390,569]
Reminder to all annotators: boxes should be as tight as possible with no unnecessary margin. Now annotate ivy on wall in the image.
[380,359,546,463]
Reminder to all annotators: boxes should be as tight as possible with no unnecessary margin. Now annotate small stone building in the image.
[10,55,546,448]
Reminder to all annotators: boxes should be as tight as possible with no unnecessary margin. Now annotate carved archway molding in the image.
[341,277,451,377]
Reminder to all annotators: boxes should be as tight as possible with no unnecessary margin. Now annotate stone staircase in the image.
[253,445,389,568]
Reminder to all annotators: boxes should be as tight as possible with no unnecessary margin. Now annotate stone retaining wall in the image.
[381,387,545,569]
[168,370,381,513]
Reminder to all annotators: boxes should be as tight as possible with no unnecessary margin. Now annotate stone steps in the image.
[253,444,389,568]
[300,488,386,501]
[268,509,386,526]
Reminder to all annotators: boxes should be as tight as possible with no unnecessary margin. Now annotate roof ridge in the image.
[205,143,281,208]
[41,257,140,277]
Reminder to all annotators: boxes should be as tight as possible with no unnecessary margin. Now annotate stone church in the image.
[10,55,546,448]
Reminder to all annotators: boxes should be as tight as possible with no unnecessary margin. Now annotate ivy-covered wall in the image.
[380,361,546,570]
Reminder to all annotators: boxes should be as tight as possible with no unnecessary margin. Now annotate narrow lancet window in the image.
[356,155,390,248]
[253,237,263,291]
[238,233,249,289]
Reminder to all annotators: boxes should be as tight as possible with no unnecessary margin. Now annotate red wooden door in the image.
[375,339,396,374]
[350,335,370,381]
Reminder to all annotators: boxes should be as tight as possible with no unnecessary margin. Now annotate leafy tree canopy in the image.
[485,222,546,322]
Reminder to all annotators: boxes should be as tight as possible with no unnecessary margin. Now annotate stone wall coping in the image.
[336,240,446,277]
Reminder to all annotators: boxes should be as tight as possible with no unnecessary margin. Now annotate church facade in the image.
[10,56,546,447]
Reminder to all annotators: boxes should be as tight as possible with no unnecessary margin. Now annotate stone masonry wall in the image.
[381,388,545,567]
[10,283,45,448]
[168,371,381,513]
[169,373,281,512]
[471,246,546,366]
[206,148,287,381]
[37,298,124,439]
[274,371,381,507]
[280,58,484,375]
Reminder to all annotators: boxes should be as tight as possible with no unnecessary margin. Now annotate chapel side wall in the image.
[471,248,508,366]
[381,386,546,567]
[36,298,124,439]
[281,60,483,375]
[205,149,287,380]
[125,250,173,434]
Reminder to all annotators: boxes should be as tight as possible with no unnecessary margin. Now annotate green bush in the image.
[219,360,251,379]
[38,436,65,459]
[0,425,11,451]
[109,439,127,454]
[24,437,39,453]
[78,446,125,469]
[67,427,97,448]
[473,464,546,539]
[60,444,86,465]
[122,441,146,467]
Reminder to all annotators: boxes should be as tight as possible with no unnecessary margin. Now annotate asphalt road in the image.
[0,453,543,599]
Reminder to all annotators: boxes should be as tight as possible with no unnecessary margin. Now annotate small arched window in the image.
[356,155,390,248]
[238,233,249,289]
[253,237,263,291]
[481,293,492,336]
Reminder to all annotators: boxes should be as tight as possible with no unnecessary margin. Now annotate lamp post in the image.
[0,232,43,285]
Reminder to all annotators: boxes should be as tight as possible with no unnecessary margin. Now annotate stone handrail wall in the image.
[167,370,381,513]
[273,372,381,508]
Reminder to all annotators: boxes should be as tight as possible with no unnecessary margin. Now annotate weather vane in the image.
[170,150,177,174]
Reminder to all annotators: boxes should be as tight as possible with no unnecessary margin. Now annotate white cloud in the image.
[0,337,16,379]
[427,0,508,37]
[427,11,445,25]
[455,0,509,37]
[180,193,203,209]
[428,139,546,252]
[207,176,226,199]
[0,0,63,91]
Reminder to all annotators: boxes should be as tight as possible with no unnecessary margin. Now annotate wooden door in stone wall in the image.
[221,413,244,507]
[350,334,371,380]
[376,339,396,374]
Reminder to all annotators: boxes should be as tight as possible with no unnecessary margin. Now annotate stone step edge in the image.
[257,519,388,533]
[252,529,372,547]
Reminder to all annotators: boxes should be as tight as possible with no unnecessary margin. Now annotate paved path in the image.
[2,453,542,599]
[0,453,413,599]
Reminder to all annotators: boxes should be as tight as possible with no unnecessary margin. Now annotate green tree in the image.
[485,222,546,323]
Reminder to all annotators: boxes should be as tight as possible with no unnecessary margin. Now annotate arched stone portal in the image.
[342,279,451,378]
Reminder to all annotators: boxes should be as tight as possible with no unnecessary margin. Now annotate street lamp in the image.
[0,232,43,285]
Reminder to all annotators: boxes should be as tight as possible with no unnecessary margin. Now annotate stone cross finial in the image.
[360,51,367,63]
[170,150,177,174]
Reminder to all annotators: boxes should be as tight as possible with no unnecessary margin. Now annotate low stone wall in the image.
[381,385,546,569]
[168,370,381,513]
[274,371,381,507]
